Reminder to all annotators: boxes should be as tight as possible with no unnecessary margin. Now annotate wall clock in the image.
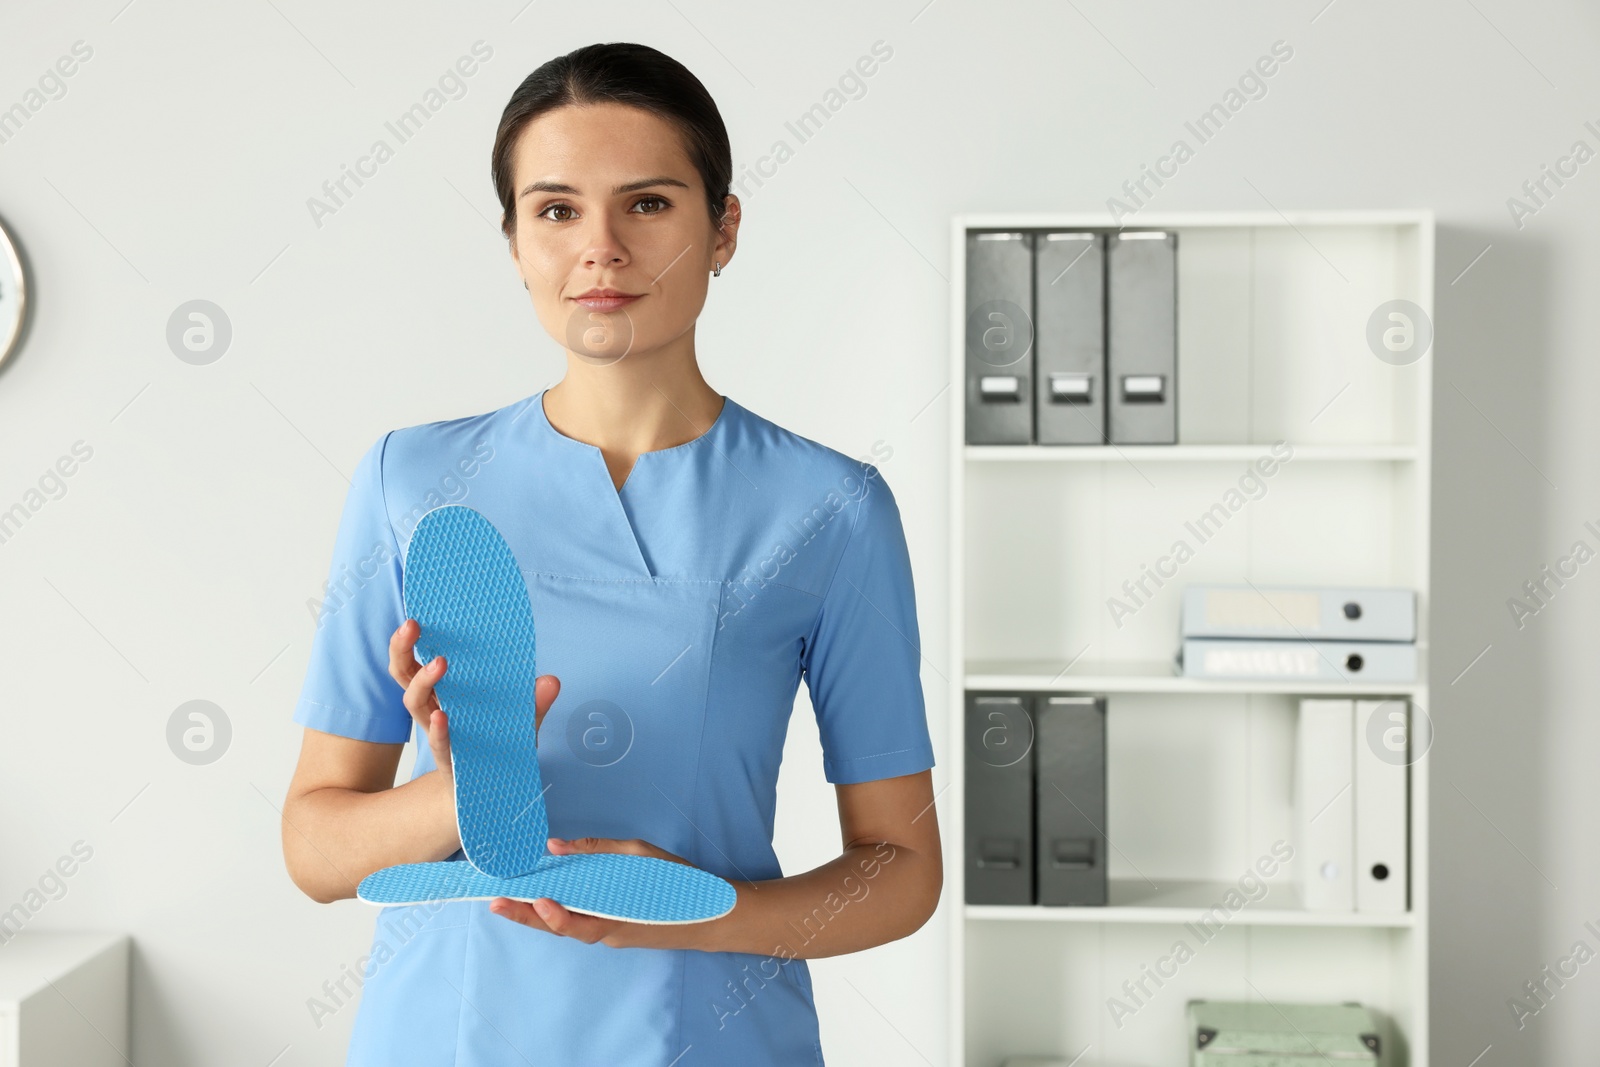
[0,216,27,374]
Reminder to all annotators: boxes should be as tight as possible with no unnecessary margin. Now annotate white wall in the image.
[1,1,1596,1064]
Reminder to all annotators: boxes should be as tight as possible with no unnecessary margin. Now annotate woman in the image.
[281,41,941,1066]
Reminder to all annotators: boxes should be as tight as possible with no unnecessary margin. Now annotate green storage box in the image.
[1188,1000,1381,1065]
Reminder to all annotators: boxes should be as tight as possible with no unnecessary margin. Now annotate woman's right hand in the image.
[388,619,561,795]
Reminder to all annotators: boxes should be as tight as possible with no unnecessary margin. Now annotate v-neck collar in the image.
[526,387,736,578]
[531,388,733,473]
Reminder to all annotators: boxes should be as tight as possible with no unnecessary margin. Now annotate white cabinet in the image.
[0,933,130,1067]
[946,212,1432,1066]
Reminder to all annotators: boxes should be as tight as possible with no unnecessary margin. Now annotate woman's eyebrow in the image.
[519,176,690,199]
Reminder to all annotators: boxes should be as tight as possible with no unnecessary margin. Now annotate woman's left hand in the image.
[487,836,701,947]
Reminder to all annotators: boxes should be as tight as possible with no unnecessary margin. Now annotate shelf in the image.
[966,444,1420,460]
[0,931,130,1065]
[950,210,1434,1066]
[966,881,1415,927]
[964,658,1427,696]
[966,444,1419,462]
[952,209,1433,230]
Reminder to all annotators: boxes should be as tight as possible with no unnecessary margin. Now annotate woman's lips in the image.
[572,293,642,311]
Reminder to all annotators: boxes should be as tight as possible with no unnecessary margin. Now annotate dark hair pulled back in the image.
[491,42,732,241]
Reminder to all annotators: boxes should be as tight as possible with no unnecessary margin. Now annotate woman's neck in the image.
[542,364,724,460]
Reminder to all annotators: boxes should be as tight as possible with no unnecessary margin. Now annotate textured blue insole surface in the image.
[405,504,545,877]
[358,854,739,924]
[388,504,737,923]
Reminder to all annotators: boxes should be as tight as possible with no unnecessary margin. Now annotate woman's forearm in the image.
[634,839,942,958]
[283,770,461,903]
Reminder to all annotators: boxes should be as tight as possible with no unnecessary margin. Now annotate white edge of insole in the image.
[354,890,734,925]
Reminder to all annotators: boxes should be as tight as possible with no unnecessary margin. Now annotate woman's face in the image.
[505,101,737,366]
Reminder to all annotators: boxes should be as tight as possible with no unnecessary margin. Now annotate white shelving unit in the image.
[0,932,129,1067]
[946,211,1433,1066]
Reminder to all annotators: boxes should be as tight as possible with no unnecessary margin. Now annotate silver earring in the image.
[713,261,721,277]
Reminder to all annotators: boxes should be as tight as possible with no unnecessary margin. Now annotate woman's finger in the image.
[489,897,608,944]
[545,836,690,866]
[533,674,560,743]
[402,655,445,719]
[428,708,453,777]
[387,619,422,687]
[487,898,550,932]
[527,898,601,942]
[544,836,638,855]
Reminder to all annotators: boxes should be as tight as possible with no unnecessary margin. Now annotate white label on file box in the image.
[979,375,1021,397]
[1122,374,1165,400]
[1050,373,1093,400]
[1202,644,1321,676]
[1204,587,1322,630]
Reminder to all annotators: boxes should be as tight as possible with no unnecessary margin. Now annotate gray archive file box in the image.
[965,231,1034,444]
[1180,638,1418,682]
[1107,231,1177,444]
[1035,695,1108,906]
[1182,584,1417,642]
[964,694,1035,904]
[1034,232,1107,445]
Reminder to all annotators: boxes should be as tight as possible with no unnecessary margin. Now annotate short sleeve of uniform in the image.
[801,467,937,784]
[292,432,414,744]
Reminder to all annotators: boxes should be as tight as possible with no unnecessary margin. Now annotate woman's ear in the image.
[507,232,528,290]
[715,194,742,268]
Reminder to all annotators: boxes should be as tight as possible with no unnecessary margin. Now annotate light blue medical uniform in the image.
[293,387,936,1066]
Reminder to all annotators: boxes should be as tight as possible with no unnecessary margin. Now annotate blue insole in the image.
[403,502,545,877]
[358,854,737,925]
[356,504,737,924]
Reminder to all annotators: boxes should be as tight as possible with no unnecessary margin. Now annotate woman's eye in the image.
[536,197,667,222]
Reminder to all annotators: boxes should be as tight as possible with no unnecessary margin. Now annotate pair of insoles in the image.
[355,505,737,924]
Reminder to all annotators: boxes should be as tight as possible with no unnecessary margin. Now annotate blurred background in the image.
[0,1,1595,1064]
